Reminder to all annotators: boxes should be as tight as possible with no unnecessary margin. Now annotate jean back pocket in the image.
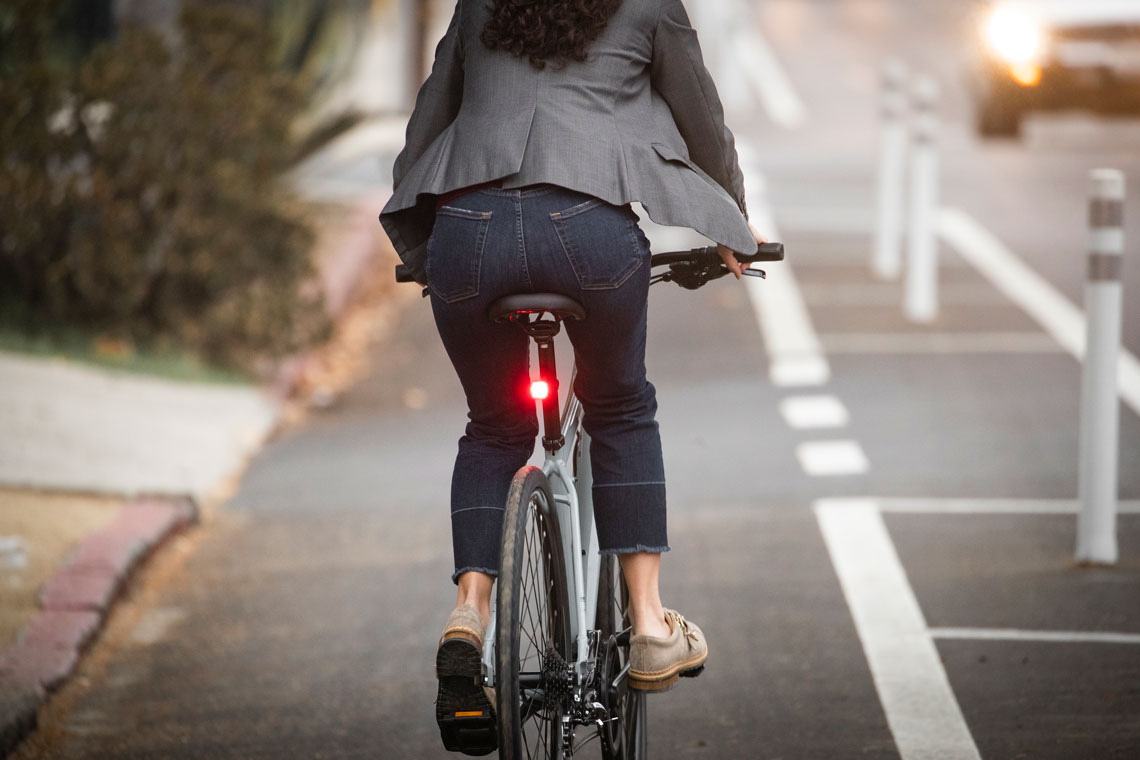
[426,206,493,303]
[549,198,644,290]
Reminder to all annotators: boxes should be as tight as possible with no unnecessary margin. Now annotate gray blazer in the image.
[379,0,755,285]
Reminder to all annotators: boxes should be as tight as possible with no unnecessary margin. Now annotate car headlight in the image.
[983,4,1046,65]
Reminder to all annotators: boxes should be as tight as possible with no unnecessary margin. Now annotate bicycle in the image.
[402,241,784,759]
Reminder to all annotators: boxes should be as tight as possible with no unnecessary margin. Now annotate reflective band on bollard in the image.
[1076,168,1125,565]
[904,75,940,323]
[873,59,909,281]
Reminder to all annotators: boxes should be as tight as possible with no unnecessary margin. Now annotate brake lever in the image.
[742,268,767,279]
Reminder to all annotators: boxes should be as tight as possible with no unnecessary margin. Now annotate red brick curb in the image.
[0,495,197,757]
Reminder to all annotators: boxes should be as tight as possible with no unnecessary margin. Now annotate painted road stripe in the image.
[796,440,869,476]
[938,207,1140,418]
[733,31,806,130]
[819,332,1064,354]
[931,627,1140,645]
[736,156,831,388]
[780,395,850,429]
[815,500,982,760]
[869,497,1140,515]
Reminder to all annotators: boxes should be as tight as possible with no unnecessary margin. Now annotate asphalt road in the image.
[15,1,1140,758]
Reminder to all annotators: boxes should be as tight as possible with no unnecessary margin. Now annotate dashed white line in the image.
[814,500,982,760]
[781,396,850,429]
[796,440,869,476]
[780,395,850,429]
[733,18,806,129]
[930,627,1140,645]
[938,207,1140,418]
[736,161,831,388]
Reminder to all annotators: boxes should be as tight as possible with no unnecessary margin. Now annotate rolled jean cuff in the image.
[598,544,671,556]
[452,566,500,586]
[592,481,667,553]
[451,506,504,583]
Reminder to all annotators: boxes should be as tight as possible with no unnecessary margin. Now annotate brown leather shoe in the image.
[440,603,486,649]
[628,608,708,692]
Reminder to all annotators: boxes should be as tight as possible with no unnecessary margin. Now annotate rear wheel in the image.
[496,466,572,760]
[596,554,648,760]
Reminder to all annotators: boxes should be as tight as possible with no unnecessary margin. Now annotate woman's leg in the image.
[618,552,671,637]
[427,191,536,624]
[543,199,673,638]
[455,570,495,629]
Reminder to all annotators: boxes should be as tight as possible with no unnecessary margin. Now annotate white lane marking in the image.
[780,395,850,429]
[931,627,1140,645]
[796,440,869,476]
[819,331,1065,354]
[770,356,831,387]
[869,497,1140,515]
[938,207,1140,418]
[735,158,831,388]
[733,32,807,130]
[814,500,982,760]
[704,0,753,114]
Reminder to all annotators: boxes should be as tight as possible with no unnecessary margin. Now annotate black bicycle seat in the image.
[488,293,586,323]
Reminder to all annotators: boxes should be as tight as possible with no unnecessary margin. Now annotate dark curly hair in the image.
[479,0,624,71]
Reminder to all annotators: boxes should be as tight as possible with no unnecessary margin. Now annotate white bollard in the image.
[1076,169,1126,565]
[904,76,941,323]
[873,59,909,281]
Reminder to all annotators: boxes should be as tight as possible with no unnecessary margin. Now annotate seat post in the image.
[535,333,564,453]
[487,293,585,454]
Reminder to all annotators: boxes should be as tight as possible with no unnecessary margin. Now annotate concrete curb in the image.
[0,496,197,758]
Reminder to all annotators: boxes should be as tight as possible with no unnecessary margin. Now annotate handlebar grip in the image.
[740,242,784,262]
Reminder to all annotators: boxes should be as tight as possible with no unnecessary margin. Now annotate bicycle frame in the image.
[481,363,600,688]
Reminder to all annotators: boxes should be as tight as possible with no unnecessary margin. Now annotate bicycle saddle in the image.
[488,293,586,323]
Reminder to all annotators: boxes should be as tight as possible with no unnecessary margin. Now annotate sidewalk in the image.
[0,116,404,753]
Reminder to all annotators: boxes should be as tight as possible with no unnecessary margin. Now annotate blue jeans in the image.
[426,183,669,585]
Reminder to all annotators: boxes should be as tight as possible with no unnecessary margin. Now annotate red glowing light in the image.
[530,380,550,400]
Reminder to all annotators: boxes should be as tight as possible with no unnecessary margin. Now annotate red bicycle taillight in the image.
[530,380,550,400]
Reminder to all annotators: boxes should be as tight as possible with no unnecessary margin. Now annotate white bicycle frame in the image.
[482,365,601,687]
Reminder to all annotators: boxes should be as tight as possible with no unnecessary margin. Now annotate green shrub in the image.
[0,0,331,374]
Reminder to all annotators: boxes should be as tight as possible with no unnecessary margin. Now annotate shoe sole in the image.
[436,636,497,755]
[627,649,709,692]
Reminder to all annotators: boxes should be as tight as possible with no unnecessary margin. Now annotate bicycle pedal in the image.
[438,711,498,756]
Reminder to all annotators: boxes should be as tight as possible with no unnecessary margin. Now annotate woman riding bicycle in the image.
[378,0,767,746]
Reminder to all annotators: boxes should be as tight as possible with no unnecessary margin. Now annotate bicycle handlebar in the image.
[649,242,783,268]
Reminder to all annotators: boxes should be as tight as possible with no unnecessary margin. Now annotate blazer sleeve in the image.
[391,0,465,190]
[649,0,748,221]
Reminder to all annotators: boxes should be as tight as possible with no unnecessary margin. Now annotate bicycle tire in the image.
[496,466,572,760]
[596,554,648,760]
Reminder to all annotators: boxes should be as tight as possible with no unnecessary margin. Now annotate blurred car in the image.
[971,0,1140,137]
